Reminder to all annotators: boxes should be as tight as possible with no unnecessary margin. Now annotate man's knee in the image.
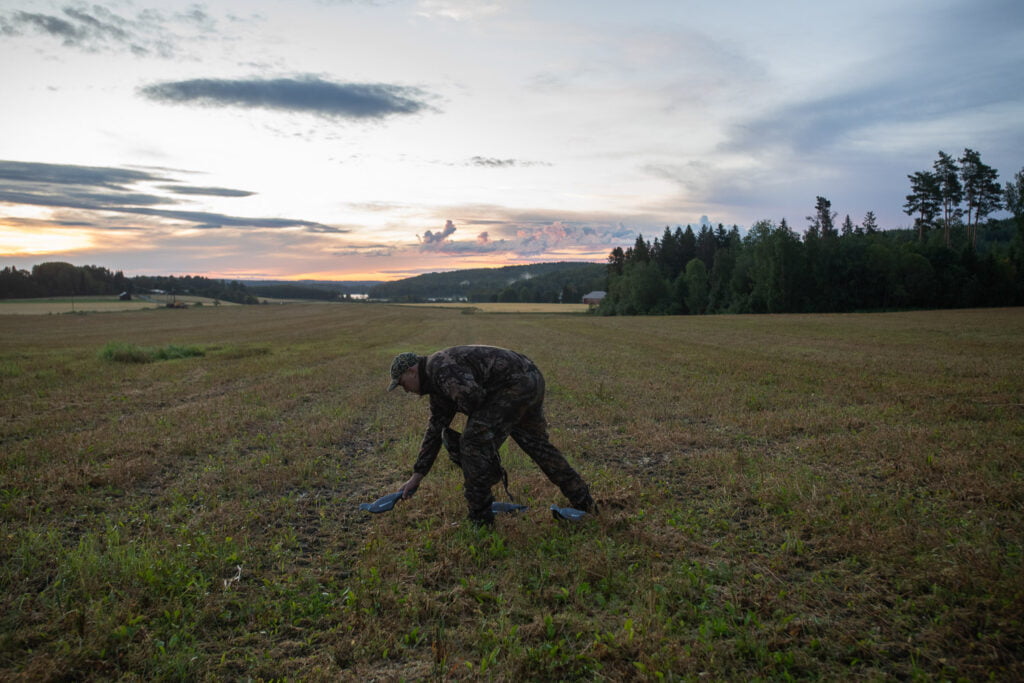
[463,458,503,489]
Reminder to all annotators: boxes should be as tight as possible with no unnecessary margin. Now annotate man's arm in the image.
[409,394,456,479]
[401,396,453,499]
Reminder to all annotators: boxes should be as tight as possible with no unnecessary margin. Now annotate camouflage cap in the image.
[387,352,420,391]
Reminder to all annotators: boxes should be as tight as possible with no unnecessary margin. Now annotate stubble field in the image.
[1,304,1022,680]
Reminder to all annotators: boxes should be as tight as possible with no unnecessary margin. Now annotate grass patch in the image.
[98,342,206,363]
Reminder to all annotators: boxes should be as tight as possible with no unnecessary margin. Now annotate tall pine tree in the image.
[959,148,1002,248]
[933,151,963,248]
[904,170,941,242]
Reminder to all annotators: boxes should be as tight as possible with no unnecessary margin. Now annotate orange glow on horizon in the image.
[0,225,96,256]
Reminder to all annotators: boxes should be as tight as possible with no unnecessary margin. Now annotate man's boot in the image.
[569,488,598,515]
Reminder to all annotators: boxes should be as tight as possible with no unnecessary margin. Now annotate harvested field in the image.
[1,304,1022,680]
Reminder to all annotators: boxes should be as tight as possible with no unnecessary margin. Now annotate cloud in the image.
[725,69,1020,159]
[332,244,397,258]
[513,222,603,256]
[0,160,171,211]
[416,0,505,21]
[3,10,90,44]
[0,5,179,56]
[722,1,1024,160]
[0,159,343,234]
[0,188,166,211]
[467,156,551,168]
[412,215,634,257]
[160,185,255,198]
[116,207,344,231]
[418,219,457,248]
[139,77,434,120]
[470,156,516,168]
[0,160,163,188]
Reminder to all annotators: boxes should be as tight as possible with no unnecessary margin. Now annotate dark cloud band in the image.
[0,159,343,234]
[121,207,344,231]
[160,185,255,198]
[0,160,161,188]
[139,77,432,120]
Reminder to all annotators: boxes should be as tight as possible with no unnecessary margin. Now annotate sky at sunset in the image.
[2,0,1022,281]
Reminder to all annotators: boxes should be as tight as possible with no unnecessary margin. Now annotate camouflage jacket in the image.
[412,345,538,475]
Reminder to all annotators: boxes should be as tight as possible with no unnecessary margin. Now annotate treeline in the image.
[1,263,129,299]
[246,283,344,301]
[599,215,1022,315]
[601,154,1024,316]
[133,275,259,305]
[368,261,605,303]
[0,262,258,305]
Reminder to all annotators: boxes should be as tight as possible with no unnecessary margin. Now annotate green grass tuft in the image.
[98,342,205,363]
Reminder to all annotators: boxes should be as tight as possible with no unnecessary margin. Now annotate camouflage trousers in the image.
[443,369,594,524]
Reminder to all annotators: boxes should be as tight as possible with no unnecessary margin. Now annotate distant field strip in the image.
[397,302,591,313]
[0,295,239,315]
[0,299,159,314]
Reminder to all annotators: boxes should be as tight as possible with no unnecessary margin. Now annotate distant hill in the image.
[367,261,607,303]
[1,262,607,305]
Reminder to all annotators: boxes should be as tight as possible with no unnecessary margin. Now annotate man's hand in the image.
[399,472,425,499]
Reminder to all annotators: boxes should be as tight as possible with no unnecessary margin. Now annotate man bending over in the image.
[387,345,597,525]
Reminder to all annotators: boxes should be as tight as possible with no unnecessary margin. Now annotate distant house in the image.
[118,291,132,301]
[582,290,606,306]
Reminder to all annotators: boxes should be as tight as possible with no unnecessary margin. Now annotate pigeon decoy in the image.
[550,505,588,521]
[359,491,404,513]
[491,501,527,514]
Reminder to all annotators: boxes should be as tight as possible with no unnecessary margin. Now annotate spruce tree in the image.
[683,258,709,314]
[679,226,697,266]
[862,211,878,235]
[841,214,855,236]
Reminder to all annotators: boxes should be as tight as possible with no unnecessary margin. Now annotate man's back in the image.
[425,345,536,408]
